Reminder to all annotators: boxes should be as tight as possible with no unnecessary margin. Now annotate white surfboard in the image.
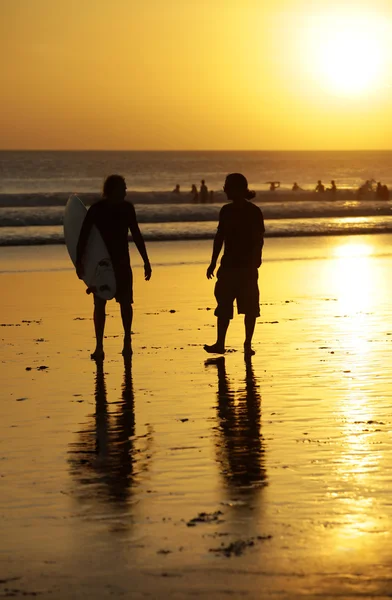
[63,194,116,300]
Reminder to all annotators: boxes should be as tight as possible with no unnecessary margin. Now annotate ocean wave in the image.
[2,217,392,246]
[0,188,386,208]
[1,199,392,228]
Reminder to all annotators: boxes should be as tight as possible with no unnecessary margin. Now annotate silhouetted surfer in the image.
[327,180,337,194]
[76,174,152,360]
[199,179,209,203]
[315,180,325,193]
[191,184,198,202]
[204,173,265,357]
[376,181,390,200]
[267,181,280,191]
[292,182,302,192]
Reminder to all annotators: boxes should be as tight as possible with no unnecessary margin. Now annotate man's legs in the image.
[120,300,133,356]
[239,269,259,356]
[204,316,230,354]
[244,314,256,356]
[92,295,106,360]
[204,268,233,354]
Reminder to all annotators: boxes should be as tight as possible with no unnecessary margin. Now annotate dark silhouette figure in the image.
[205,356,267,494]
[172,184,180,194]
[315,180,325,193]
[292,182,302,192]
[205,173,265,356]
[68,359,151,508]
[376,182,390,201]
[327,180,337,194]
[190,184,198,203]
[268,181,280,191]
[358,179,375,198]
[76,174,152,360]
[199,179,209,204]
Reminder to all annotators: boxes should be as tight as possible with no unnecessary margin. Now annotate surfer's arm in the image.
[128,205,152,280]
[76,209,94,277]
[255,211,265,266]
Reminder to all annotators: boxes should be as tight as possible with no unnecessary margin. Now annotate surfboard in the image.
[63,194,116,300]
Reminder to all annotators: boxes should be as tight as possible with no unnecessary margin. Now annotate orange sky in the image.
[1,0,392,150]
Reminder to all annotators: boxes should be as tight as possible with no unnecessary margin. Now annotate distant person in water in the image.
[358,180,375,197]
[204,173,265,357]
[327,180,337,194]
[376,181,390,201]
[199,179,209,203]
[292,182,302,192]
[76,174,152,360]
[172,184,180,194]
[315,180,325,193]
[191,184,198,202]
[268,181,280,191]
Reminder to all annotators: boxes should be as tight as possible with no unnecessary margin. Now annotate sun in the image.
[303,11,389,97]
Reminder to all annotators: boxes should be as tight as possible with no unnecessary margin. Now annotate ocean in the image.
[0,150,391,246]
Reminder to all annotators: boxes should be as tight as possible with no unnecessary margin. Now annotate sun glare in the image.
[304,11,389,97]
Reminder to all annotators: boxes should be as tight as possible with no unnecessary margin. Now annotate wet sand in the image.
[1,236,392,599]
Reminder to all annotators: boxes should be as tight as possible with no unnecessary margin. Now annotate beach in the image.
[2,235,392,599]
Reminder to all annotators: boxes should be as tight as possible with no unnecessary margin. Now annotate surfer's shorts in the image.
[114,268,133,304]
[93,268,133,304]
[214,267,260,320]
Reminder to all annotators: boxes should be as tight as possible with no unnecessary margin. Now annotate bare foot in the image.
[244,344,255,357]
[91,348,105,361]
[204,343,225,354]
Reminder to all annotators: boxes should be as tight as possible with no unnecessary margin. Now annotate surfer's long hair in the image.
[103,174,126,199]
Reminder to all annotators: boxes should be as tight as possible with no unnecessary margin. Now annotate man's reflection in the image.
[206,356,267,495]
[68,358,151,508]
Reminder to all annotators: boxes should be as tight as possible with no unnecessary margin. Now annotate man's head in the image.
[224,173,255,202]
[103,174,127,201]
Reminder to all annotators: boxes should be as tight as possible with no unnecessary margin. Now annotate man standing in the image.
[204,173,264,357]
[76,174,152,360]
[199,179,209,203]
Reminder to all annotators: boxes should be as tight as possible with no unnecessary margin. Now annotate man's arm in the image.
[128,204,152,281]
[206,231,224,279]
[76,208,95,278]
[206,207,225,279]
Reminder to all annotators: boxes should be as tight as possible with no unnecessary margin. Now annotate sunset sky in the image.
[1,0,392,150]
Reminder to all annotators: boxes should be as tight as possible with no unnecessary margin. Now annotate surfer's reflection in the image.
[68,358,152,508]
[206,356,267,495]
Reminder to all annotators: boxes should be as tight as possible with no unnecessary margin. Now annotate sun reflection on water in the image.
[328,240,386,558]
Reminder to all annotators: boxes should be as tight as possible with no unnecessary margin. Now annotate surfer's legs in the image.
[91,295,106,360]
[120,301,133,356]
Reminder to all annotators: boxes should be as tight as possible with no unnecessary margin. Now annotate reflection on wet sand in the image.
[68,359,152,509]
[206,357,267,495]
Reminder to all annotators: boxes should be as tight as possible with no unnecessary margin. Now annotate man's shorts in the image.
[214,266,260,320]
